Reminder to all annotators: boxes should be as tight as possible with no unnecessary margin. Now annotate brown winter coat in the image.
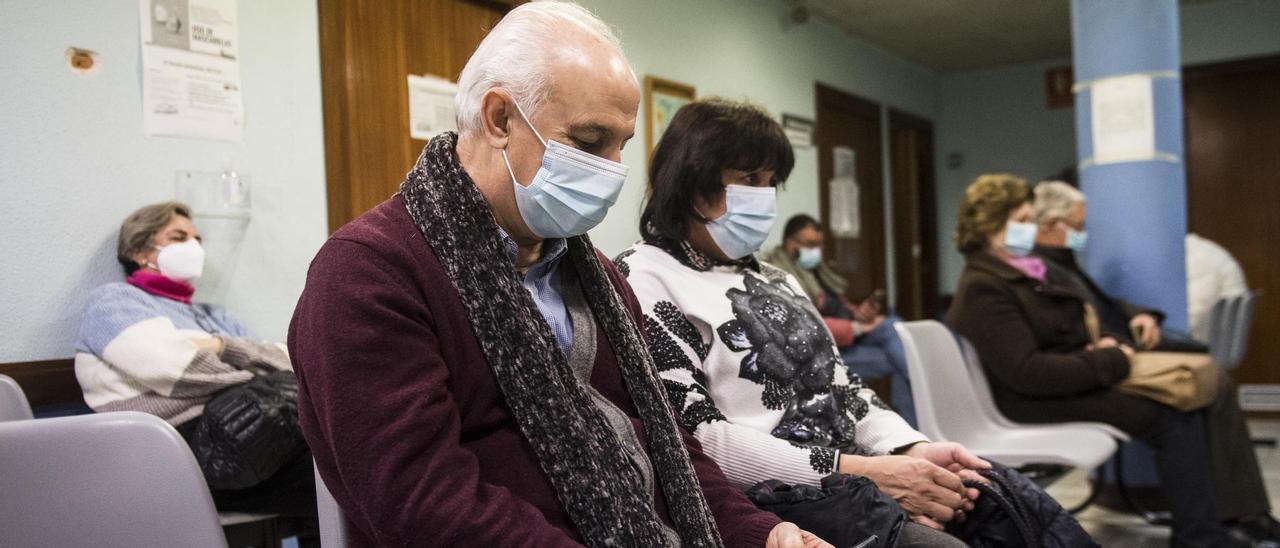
[947,251,1169,434]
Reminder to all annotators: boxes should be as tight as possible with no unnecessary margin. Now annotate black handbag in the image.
[946,469,1043,548]
[747,473,907,548]
[188,370,307,490]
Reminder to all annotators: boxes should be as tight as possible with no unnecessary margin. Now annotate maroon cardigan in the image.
[289,196,780,547]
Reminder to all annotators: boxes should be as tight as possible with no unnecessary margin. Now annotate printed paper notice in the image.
[140,0,243,142]
[408,75,458,140]
[1091,74,1155,165]
[834,146,856,178]
[829,179,861,239]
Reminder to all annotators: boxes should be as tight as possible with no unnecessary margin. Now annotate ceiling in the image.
[796,0,1224,73]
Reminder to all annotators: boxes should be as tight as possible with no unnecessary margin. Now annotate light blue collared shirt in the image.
[498,229,574,359]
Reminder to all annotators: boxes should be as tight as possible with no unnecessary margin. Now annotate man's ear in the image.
[479,88,513,150]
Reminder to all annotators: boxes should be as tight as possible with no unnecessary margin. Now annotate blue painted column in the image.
[1072,0,1188,492]
[1072,0,1188,331]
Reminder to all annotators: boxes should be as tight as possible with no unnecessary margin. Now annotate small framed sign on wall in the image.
[644,76,696,163]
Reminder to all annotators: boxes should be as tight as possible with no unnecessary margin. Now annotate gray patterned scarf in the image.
[399,133,722,548]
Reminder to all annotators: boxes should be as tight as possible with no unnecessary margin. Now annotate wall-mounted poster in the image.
[829,146,861,238]
[139,0,243,142]
[407,74,458,141]
[644,76,696,163]
[1090,74,1156,165]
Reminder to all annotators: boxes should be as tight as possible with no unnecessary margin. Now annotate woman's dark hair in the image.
[640,98,794,241]
[783,214,820,241]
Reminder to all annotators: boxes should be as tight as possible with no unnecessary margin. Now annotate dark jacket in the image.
[1032,245,1163,343]
[289,196,779,547]
[949,462,1098,548]
[946,252,1167,435]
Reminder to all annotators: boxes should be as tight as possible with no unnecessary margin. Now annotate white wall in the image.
[580,0,938,257]
[932,0,1280,293]
[0,0,327,362]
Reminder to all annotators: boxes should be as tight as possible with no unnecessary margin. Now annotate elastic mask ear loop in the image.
[502,98,548,185]
[510,100,547,146]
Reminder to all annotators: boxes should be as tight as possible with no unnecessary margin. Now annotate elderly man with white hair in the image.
[288,3,829,547]
[1030,181,1279,543]
[1032,180,1183,351]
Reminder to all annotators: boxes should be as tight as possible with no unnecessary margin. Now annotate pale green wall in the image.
[0,0,327,362]
[579,0,938,258]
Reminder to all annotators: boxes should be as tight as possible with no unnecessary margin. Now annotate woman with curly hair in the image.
[615,98,1000,546]
[947,174,1277,547]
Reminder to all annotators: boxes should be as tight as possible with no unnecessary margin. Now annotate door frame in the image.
[888,108,939,320]
[814,82,886,301]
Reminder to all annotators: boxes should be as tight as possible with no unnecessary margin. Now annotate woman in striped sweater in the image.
[75,201,316,537]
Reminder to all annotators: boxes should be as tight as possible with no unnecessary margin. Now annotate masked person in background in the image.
[949,174,1277,548]
[615,98,1026,547]
[1031,180,1206,353]
[288,3,826,547]
[764,214,917,427]
[75,201,317,541]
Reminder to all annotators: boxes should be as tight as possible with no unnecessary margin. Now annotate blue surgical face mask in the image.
[501,101,628,239]
[797,246,822,270]
[1003,220,1038,257]
[706,185,777,259]
[1065,228,1088,253]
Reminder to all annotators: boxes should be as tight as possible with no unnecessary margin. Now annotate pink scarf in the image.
[1006,255,1047,282]
[126,270,195,304]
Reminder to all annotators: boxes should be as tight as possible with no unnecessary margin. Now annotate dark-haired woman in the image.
[947,174,1277,547]
[616,99,993,546]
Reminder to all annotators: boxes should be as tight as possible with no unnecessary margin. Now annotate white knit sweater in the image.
[617,240,926,489]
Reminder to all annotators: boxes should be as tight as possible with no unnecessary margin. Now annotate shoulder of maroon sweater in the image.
[326,195,424,259]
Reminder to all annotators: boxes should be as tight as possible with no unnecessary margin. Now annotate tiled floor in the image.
[1045,419,1280,547]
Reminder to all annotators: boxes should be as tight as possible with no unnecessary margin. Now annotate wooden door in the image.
[888,110,939,321]
[1184,56,1280,391]
[815,83,886,302]
[319,0,525,232]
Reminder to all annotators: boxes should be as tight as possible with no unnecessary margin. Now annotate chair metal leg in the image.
[1065,466,1103,515]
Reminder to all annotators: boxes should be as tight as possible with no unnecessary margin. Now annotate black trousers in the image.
[1131,372,1270,547]
[1205,373,1270,521]
[176,419,320,541]
[1134,405,1223,546]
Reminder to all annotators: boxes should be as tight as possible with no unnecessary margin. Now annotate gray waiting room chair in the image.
[0,411,228,548]
[0,374,34,422]
[315,463,351,548]
[1227,291,1259,369]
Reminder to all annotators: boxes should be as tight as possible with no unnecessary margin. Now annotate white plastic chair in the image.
[894,320,1118,469]
[315,463,351,548]
[0,411,228,548]
[0,374,34,422]
[956,337,1130,442]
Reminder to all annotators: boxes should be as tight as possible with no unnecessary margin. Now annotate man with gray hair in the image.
[1032,180,1170,350]
[289,2,827,546]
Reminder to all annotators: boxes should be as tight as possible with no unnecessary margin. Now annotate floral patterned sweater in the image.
[616,239,927,489]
